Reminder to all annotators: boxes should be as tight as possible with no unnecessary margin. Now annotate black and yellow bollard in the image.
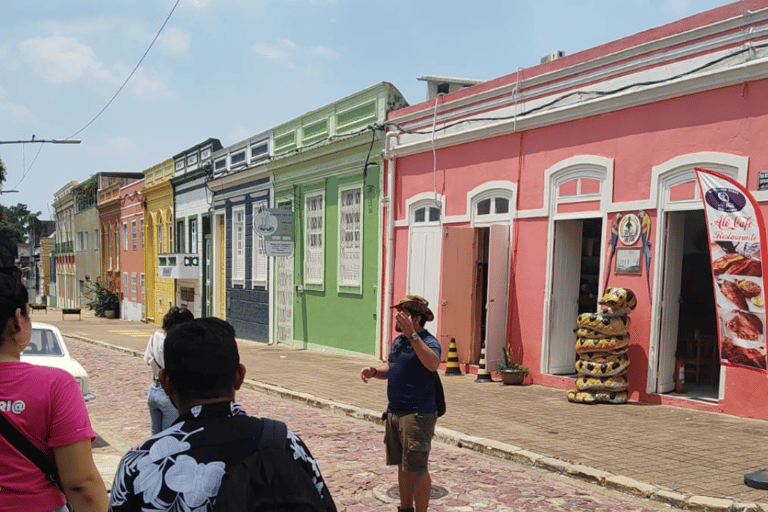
[445,338,462,375]
[475,339,492,382]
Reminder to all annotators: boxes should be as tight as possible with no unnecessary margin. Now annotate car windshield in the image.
[25,329,63,356]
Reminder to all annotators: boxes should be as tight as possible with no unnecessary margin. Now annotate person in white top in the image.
[143,306,194,434]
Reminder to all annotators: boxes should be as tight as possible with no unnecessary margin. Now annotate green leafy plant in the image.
[496,344,529,374]
[85,278,120,317]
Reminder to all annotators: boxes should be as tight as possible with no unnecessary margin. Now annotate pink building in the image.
[383,0,768,420]
[120,180,145,321]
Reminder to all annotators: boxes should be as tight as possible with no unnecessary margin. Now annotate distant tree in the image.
[0,203,34,267]
[0,156,6,188]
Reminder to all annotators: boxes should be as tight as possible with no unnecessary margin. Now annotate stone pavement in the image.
[36,309,768,511]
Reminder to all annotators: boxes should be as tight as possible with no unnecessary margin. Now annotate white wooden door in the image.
[407,225,442,329]
[485,224,511,371]
[549,220,582,374]
[657,212,684,392]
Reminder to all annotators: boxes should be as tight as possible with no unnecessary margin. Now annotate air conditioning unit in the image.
[541,50,565,64]
[157,253,200,279]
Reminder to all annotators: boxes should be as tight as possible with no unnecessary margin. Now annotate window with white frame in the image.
[167,223,174,254]
[131,221,137,250]
[131,273,137,303]
[176,220,185,253]
[189,217,198,254]
[82,231,88,251]
[338,187,362,288]
[123,272,129,301]
[140,273,145,305]
[412,205,441,224]
[304,193,324,285]
[157,223,163,253]
[252,201,268,286]
[140,219,144,248]
[232,208,245,282]
[123,223,128,251]
[94,230,99,251]
[114,231,119,266]
[471,188,514,226]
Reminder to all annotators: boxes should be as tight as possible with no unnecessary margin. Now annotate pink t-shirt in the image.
[0,361,96,511]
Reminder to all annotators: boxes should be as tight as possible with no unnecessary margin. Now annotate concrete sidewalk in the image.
[38,309,768,511]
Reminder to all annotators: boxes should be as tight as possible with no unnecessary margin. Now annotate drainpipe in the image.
[382,129,399,358]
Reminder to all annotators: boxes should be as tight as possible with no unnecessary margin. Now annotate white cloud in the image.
[19,36,100,84]
[88,136,141,157]
[252,41,285,60]
[0,102,34,123]
[310,45,339,59]
[158,27,191,57]
[230,127,253,143]
[17,36,174,100]
[252,39,340,74]
[664,0,691,16]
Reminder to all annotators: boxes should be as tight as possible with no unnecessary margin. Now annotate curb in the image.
[66,333,768,512]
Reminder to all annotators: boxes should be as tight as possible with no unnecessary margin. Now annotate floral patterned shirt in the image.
[109,401,335,512]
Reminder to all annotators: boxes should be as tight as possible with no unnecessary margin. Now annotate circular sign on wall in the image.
[618,213,641,246]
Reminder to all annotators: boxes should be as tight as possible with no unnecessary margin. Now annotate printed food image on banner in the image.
[695,168,767,372]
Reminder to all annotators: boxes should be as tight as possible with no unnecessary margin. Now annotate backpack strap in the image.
[259,418,288,450]
[0,411,61,487]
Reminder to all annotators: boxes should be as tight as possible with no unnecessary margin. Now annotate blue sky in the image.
[0,0,733,219]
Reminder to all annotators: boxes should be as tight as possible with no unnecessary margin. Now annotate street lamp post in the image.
[0,139,81,145]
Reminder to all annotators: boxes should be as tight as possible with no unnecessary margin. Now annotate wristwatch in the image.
[410,332,420,341]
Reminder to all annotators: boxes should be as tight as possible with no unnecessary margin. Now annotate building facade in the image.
[143,160,176,326]
[170,138,222,318]
[120,179,145,321]
[208,132,273,340]
[268,82,407,354]
[384,0,768,420]
[53,181,78,309]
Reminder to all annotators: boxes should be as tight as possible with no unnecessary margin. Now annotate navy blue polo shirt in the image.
[387,330,442,414]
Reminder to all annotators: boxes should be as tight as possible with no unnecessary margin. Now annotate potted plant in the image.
[496,344,529,385]
[85,278,120,318]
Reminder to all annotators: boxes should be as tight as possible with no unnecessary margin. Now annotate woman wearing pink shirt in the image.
[0,269,107,512]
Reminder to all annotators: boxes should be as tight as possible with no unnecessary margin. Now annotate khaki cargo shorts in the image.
[384,412,437,472]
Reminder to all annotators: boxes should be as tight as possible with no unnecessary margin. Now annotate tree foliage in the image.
[0,203,37,267]
[0,156,6,188]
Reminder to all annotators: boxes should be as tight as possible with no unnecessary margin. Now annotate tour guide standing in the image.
[360,295,441,512]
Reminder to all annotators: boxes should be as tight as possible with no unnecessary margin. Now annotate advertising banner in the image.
[695,168,767,372]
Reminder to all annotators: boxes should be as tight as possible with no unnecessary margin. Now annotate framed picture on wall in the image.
[615,248,642,274]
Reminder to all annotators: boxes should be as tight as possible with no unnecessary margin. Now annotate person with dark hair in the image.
[143,305,195,434]
[0,269,108,512]
[360,295,441,512]
[110,317,337,512]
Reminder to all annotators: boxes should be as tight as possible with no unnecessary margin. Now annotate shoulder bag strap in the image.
[0,411,61,486]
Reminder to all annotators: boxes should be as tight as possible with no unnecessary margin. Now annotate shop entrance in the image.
[658,210,719,400]
[548,217,603,375]
[440,224,509,370]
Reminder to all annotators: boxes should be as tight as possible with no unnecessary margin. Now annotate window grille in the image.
[339,188,361,286]
[304,194,324,284]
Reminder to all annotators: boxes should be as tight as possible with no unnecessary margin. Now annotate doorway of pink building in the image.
[548,217,603,376]
[658,210,720,403]
[439,225,510,371]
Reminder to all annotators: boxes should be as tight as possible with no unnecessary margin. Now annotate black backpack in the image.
[212,418,334,512]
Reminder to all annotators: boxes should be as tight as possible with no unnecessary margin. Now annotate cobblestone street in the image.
[66,336,679,512]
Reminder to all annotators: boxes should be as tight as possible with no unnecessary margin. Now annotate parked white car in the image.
[21,322,93,400]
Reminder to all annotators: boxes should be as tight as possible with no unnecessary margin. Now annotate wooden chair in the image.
[681,331,719,384]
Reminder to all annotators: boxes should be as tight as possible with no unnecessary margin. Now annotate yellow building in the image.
[143,159,175,326]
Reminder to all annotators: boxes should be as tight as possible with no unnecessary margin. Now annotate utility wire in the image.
[66,0,181,140]
[11,0,181,191]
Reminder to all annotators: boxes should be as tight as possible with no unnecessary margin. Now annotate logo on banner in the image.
[704,188,747,213]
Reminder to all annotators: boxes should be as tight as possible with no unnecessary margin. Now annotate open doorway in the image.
[671,211,719,401]
[548,217,603,375]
